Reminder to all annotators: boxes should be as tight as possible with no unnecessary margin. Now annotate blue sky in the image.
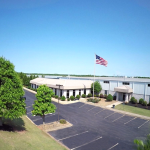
[0,0,150,77]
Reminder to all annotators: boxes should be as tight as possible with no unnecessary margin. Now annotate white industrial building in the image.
[30,78,93,98]
[68,76,150,103]
[30,77,150,103]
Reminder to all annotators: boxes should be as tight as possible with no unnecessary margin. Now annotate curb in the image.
[25,115,70,150]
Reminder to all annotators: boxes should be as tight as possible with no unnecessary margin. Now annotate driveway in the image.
[25,89,150,150]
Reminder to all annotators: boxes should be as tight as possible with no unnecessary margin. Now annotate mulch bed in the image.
[124,102,150,110]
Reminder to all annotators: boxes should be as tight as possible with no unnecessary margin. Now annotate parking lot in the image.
[25,89,150,150]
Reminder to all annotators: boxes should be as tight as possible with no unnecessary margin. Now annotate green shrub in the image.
[132,99,138,104]
[76,95,80,99]
[87,98,101,103]
[61,96,65,101]
[130,97,135,103]
[106,94,113,101]
[139,98,144,105]
[55,95,58,99]
[70,96,75,101]
[100,94,104,98]
[59,119,67,124]
[82,94,86,98]
[143,101,147,106]
[87,93,92,97]
[104,94,107,98]
[67,98,70,101]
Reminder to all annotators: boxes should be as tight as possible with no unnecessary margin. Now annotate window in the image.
[60,90,62,97]
[122,82,130,85]
[84,89,86,95]
[55,89,57,95]
[67,90,69,98]
[73,90,75,97]
[79,90,81,96]
[37,85,39,88]
[105,90,107,95]
[148,84,150,87]
[104,81,109,84]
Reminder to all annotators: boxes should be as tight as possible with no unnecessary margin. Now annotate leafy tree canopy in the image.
[91,81,102,94]
[32,85,56,124]
[0,57,26,120]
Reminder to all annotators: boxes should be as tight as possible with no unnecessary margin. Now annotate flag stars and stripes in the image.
[95,54,108,67]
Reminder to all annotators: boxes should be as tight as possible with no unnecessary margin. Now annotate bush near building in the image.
[55,95,58,99]
[143,101,147,106]
[100,94,104,98]
[87,93,92,97]
[76,95,80,99]
[82,94,86,98]
[67,98,70,101]
[139,98,144,105]
[70,96,75,101]
[59,119,67,124]
[61,96,65,101]
[87,98,101,103]
[106,94,113,101]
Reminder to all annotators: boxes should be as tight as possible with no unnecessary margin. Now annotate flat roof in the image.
[67,76,150,83]
[30,78,93,90]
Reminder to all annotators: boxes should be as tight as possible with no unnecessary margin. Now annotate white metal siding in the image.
[101,82,109,90]
[69,90,73,97]
[146,86,150,95]
[110,81,117,91]
[86,89,91,95]
[132,94,144,102]
[133,83,145,94]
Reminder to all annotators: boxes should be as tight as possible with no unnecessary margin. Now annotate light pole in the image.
[56,84,63,122]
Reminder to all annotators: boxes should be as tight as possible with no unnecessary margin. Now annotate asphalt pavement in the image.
[24,89,150,150]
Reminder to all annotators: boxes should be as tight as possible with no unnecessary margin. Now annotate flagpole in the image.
[93,54,95,99]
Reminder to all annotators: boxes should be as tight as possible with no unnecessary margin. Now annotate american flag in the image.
[96,54,108,67]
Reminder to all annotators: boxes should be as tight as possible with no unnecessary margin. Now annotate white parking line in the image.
[124,117,137,125]
[104,112,116,119]
[138,120,150,129]
[112,115,125,122]
[32,113,56,121]
[27,112,31,114]
[107,143,119,150]
[26,105,33,108]
[71,136,102,150]
[94,109,105,115]
[58,131,89,141]
[79,104,87,108]
[88,107,96,111]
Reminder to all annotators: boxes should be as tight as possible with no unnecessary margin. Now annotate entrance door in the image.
[123,93,126,101]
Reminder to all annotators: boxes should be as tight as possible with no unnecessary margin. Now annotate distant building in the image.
[30,78,92,98]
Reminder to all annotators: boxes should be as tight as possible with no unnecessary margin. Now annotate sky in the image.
[0,0,150,77]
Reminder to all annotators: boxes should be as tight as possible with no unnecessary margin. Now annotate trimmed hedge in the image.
[76,95,80,99]
[106,94,113,101]
[143,101,147,106]
[82,94,86,98]
[87,93,92,97]
[55,95,58,99]
[61,96,66,101]
[70,96,75,101]
[67,98,70,101]
[139,98,144,105]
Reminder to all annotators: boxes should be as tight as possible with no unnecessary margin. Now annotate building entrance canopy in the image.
[114,85,133,93]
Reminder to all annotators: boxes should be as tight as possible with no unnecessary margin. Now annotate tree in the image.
[32,85,56,124]
[0,57,26,126]
[91,81,102,95]
[134,134,150,150]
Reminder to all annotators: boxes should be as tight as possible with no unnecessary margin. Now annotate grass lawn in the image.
[115,104,150,117]
[0,116,67,150]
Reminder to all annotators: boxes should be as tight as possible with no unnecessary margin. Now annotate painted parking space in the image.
[74,135,119,150]
[125,118,148,128]
[106,113,124,122]
[115,115,135,124]
[60,131,100,149]
[89,107,103,114]
[49,126,89,140]
[68,102,85,108]
[79,104,96,111]
[96,109,114,118]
